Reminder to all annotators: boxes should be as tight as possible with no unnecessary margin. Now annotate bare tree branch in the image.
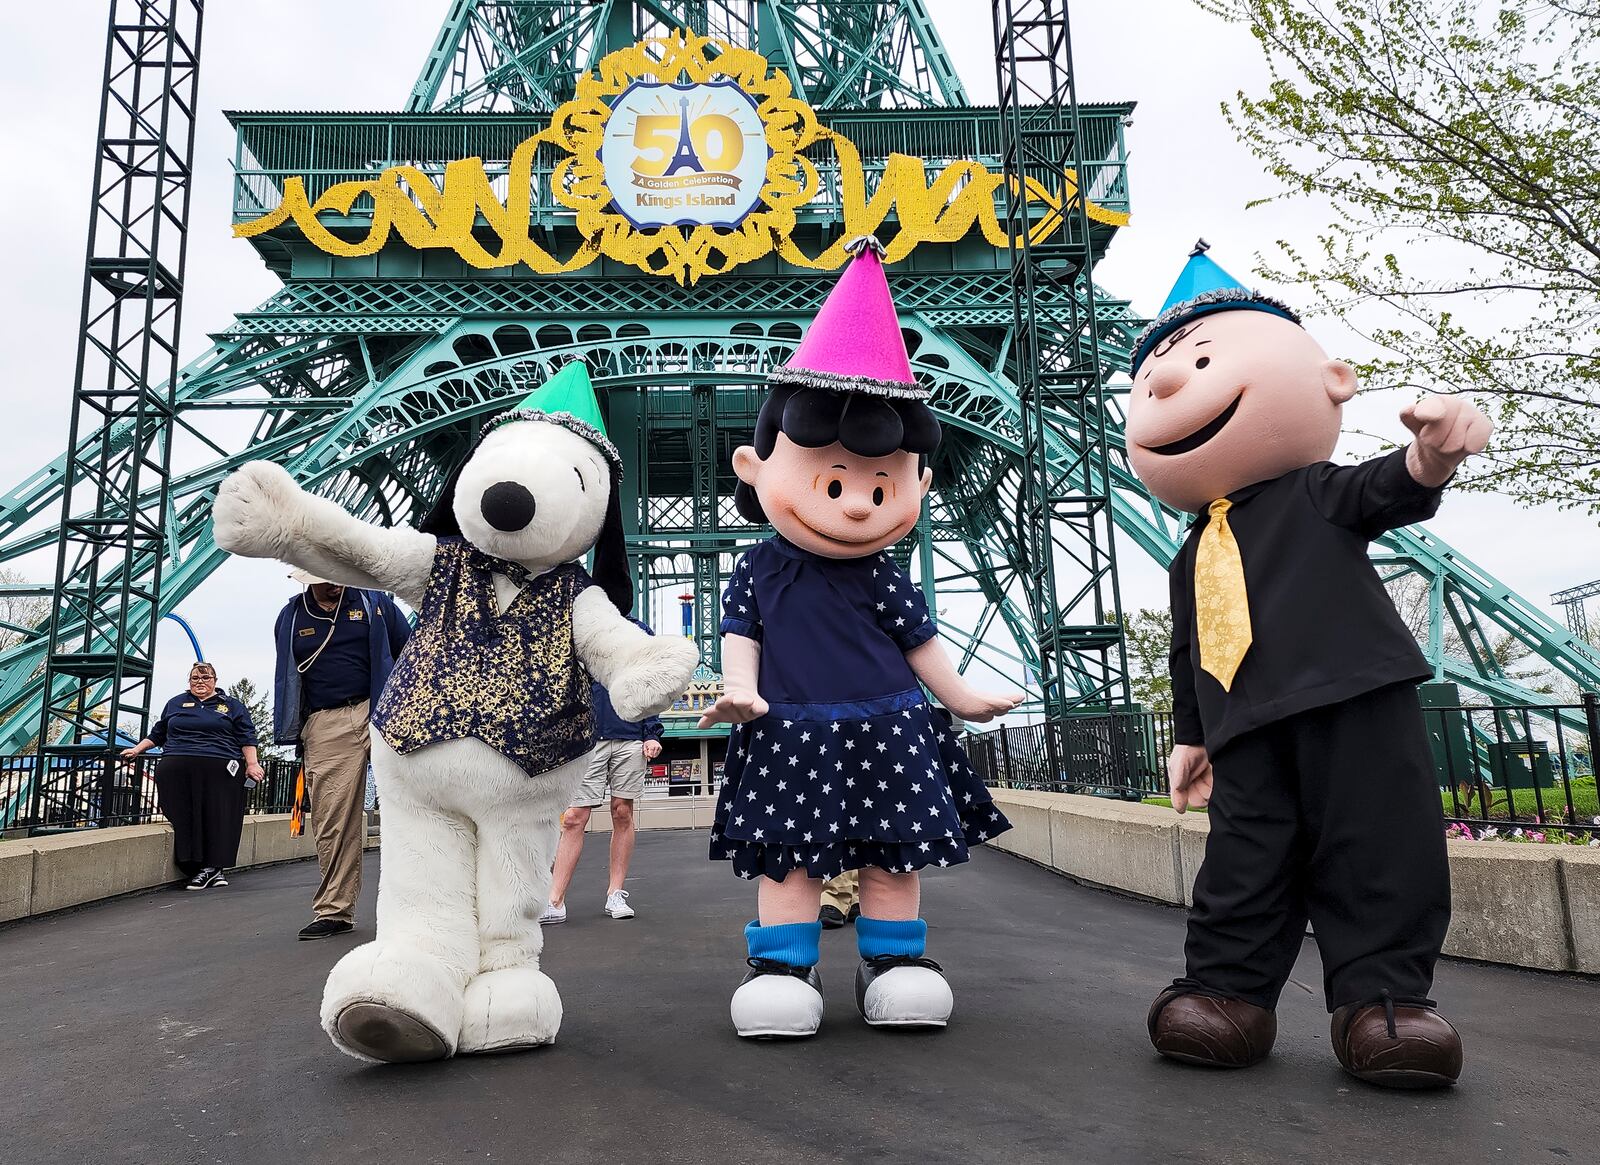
[1204,0,1600,512]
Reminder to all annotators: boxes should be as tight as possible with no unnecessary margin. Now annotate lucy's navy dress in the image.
[710,536,1010,881]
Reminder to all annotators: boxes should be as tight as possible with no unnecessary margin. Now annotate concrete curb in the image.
[0,797,720,926]
[987,788,1600,975]
[0,813,375,924]
[10,792,1596,976]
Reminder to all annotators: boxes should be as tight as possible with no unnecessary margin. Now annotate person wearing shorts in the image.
[542,617,666,922]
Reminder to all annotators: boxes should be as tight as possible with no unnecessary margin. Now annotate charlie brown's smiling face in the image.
[733,434,932,560]
[1125,309,1359,513]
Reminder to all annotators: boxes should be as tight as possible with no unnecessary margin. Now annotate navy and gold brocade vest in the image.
[373,538,596,777]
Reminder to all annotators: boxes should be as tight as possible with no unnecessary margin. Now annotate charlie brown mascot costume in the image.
[1126,243,1490,1090]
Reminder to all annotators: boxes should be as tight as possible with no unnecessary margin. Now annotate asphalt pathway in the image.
[1,831,1595,1164]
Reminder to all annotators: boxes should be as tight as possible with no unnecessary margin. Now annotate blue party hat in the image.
[1131,240,1301,374]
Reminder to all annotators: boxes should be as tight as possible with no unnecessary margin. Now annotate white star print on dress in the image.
[708,542,1012,881]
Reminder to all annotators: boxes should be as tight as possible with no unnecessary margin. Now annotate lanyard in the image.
[297,587,347,675]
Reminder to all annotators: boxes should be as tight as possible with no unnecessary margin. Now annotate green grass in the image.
[1141,796,1206,813]
[1139,777,1599,827]
[1442,776,1598,824]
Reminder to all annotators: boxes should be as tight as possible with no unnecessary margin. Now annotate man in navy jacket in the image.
[543,616,666,922]
[274,569,410,939]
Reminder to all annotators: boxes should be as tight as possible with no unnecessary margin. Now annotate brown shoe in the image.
[1330,997,1462,1089]
[1148,986,1276,1068]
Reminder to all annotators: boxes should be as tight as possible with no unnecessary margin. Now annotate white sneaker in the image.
[538,901,566,925]
[604,890,634,919]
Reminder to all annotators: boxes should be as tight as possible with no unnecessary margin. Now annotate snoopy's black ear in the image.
[590,483,634,615]
[418,453,467,536]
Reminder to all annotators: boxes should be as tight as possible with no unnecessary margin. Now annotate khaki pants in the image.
[822,868,859,913]
[302,699,371,924]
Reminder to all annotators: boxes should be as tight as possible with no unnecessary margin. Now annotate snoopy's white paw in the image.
[212,460,305,559]
[608,636,701,721]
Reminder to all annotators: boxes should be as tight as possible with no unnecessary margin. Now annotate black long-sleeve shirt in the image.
[1169,448,1443,756]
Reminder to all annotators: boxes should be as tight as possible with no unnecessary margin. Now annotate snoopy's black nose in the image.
[481,481,536,531]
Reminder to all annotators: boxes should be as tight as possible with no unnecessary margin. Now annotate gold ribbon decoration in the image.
[1194,499,1253,691]
[234,32,1130,285]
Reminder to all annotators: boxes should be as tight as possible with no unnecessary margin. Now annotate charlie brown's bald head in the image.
[1125,310,1358,514]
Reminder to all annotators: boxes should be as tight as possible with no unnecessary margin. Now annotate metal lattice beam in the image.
[407,2,964,113]
[30,0,204,826]
[1552,578,1600,645]
[993,0,1127,715]
[7,3,1596,828]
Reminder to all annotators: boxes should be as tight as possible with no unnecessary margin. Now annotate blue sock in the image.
[857,916,927,960]
[745,919,822,968]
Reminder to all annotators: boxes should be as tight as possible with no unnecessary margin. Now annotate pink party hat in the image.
[769,236,924,400]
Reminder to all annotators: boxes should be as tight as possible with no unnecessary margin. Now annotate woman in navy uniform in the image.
[123,662,264,890]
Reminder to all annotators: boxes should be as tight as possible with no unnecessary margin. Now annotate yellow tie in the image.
[1194,499,1252,691]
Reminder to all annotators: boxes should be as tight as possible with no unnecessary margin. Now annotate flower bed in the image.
[1445,819,1600,846]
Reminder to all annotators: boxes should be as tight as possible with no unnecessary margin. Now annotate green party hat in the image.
[481,360,620,472]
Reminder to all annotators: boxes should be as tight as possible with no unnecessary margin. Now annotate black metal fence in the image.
[967,710,1175,801]
[2,754,302,834]
[1426,695,1599,838]
[968,693,1600,838]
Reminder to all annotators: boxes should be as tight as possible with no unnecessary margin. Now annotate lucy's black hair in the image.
[734,384,942,524]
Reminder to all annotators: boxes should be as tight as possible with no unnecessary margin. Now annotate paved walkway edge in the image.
[986,787,1600,975]
[7,791,1600,976]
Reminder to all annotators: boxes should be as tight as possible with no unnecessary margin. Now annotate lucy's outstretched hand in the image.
[1167,744,1213,814]
[947,689,1023,724]
[697,688,769,729]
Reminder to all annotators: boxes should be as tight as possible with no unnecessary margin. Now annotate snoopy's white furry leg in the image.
[458,755,585,1054]
[321,739,477,1064]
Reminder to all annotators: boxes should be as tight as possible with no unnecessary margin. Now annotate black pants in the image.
[154,754,248,875]
[1184,683,1450,1012]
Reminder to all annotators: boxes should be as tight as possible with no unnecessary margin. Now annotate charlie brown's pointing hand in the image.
[1400,394,1492,489]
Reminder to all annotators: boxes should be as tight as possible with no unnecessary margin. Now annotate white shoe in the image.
[731,961,824,1039]
[604,890,634,919]
[538,901,566,925]
[855,956,953,1028]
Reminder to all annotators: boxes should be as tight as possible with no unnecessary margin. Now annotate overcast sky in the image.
[0,1,1593,715]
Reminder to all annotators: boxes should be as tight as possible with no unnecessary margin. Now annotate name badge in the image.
[182,701,196,708]
[298,627,318,638]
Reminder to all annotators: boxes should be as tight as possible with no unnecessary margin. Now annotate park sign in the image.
[234,32,1128,285]
[602,79,769,230]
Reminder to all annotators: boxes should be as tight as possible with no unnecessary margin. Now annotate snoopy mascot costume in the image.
[212,362,699,1063]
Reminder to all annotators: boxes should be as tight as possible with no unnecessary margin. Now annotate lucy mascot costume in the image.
[211,363,698,1063]
[1127,243,1491,1089]
[698,237,1022,1039]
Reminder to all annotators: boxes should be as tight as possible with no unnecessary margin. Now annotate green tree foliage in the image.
[225,677,282,758]
[1200,0,1600,512]
[1116,608,1175,713]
